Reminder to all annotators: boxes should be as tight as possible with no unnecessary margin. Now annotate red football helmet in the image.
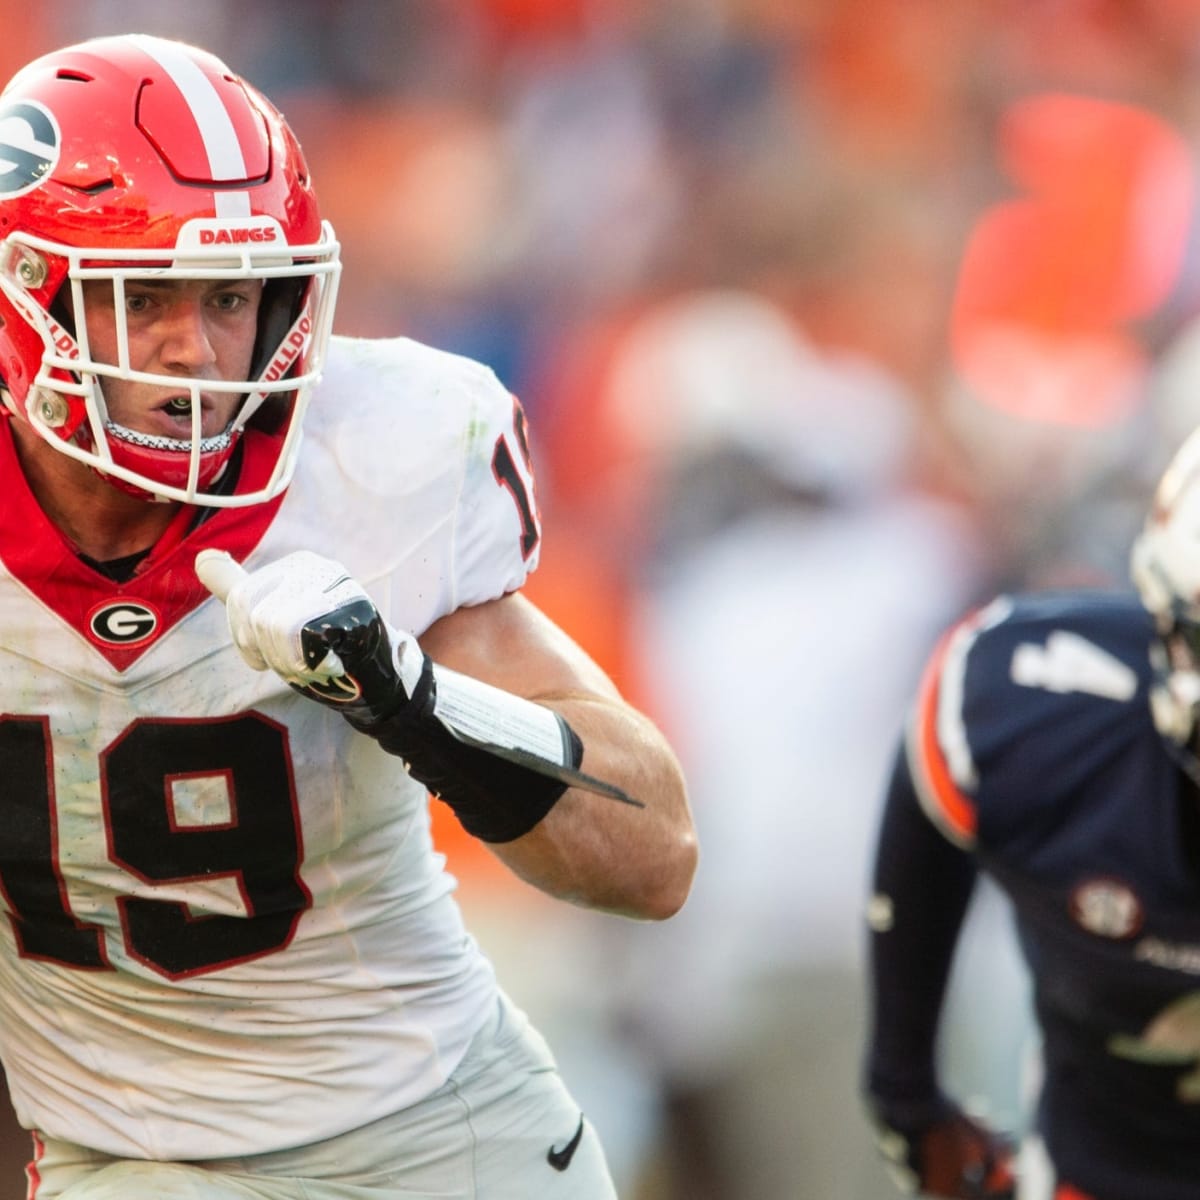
[0,34,341,505]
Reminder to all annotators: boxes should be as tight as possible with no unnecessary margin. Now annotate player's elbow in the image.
[554,824,697,920]
[628,826,699,921]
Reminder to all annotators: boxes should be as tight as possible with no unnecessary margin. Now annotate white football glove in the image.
[195,549,424,717]
[196,549,641,833]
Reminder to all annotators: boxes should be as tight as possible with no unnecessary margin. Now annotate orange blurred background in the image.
[4,2,1200,1196]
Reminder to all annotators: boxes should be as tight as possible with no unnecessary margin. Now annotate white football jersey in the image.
[0,335,542,1159]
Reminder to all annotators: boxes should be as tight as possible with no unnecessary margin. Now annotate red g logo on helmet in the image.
[0,100,60,197]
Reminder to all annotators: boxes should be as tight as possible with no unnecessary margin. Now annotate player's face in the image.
[77,278,263,440]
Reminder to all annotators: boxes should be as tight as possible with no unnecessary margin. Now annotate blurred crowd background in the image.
[5,2,1200,1196]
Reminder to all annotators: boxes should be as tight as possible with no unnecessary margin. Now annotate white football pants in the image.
[31,991,617,1200]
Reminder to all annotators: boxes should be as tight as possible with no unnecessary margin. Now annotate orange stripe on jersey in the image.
[911,621,979,844]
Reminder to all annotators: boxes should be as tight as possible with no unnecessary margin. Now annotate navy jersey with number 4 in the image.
[868,589,1200,1200]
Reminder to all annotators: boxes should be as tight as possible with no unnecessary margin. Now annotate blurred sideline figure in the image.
[865,423,1200,1198]
[538,288,1020,1199]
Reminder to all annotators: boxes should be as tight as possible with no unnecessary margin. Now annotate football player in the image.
[864,423,1200,1199]
[0,33,695,1200]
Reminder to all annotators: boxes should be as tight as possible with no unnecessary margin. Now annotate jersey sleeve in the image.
[294,336,547,631]
[905,597,1014,850]
[448,364,543,610]
[864,743,979,1129]
[864,599,1021,1124]
[906,590,1151,859]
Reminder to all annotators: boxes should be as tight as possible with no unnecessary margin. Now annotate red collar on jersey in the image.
[0,419,285,670]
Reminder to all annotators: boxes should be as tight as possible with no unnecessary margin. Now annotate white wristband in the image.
[430,665,572,767]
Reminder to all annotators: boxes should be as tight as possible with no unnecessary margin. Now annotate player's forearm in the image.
[488,694,696,920]
[866,748,978,1113]
[199,555,696,917]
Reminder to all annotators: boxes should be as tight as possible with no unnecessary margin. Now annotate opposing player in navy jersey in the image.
[0,33,695,1200]
[864,426,1200,1200]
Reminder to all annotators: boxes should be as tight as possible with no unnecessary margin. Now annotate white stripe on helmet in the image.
[127,35,251,218]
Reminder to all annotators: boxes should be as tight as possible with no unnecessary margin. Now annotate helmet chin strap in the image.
[79,419,239,503]
[102,419,234,455]
[60,372,236,502]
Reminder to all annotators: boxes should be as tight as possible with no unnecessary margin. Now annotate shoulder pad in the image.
[908,591,1152,848]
